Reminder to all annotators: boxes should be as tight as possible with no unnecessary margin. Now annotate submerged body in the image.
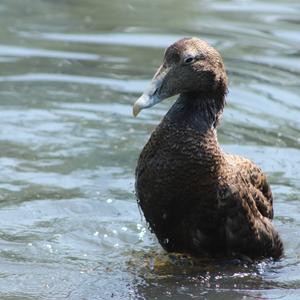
[134,38,283,259]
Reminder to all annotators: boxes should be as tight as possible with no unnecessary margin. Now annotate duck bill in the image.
[133,65,169,117]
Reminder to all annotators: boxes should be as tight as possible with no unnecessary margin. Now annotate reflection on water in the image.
[0,0,299,299]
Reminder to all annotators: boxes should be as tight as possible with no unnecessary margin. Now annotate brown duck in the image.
[133,37,283,259]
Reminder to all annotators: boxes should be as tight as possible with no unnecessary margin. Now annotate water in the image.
[0,0,299,299]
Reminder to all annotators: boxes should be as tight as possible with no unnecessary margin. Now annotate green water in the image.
[0,0,299,299]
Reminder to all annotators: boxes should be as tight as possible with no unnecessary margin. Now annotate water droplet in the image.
[107,198,112,203]
[138,228,146,240]
[46,244,53,253]
[93,231,99,236]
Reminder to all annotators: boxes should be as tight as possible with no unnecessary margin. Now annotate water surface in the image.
[0,0,300,299]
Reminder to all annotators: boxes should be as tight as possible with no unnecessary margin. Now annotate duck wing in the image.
[218,154,283,258]
[225,154,273,219]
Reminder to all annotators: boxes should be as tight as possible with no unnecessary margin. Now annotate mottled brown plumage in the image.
[133,37,283,259]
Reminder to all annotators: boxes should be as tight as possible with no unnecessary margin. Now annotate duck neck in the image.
[166,92,225,134]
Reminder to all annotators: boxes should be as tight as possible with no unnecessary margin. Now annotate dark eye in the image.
[184,57,194,64]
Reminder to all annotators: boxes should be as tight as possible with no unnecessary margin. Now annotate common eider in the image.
[133,37,283,259]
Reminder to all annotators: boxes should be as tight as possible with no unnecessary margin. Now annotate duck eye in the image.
[184,57,194,64]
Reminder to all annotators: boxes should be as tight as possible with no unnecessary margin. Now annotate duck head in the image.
[133,37,228,116]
